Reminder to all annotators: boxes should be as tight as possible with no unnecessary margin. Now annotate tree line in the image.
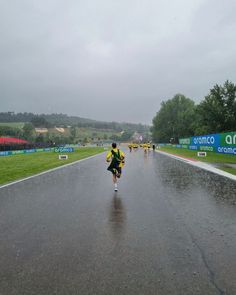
[152,80,236,143]
[0,115,150,145]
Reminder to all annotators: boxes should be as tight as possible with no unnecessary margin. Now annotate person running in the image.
[143,143,148,153]
[106,143,125,191]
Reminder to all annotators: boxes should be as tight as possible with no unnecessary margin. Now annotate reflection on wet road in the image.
[109,193,126,239]
[0,149,236,294]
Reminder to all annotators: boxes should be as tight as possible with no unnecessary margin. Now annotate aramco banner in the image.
[54,147,74,153]
[179,131,236,155]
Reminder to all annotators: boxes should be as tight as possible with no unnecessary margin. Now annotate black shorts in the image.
[107,164,122,177]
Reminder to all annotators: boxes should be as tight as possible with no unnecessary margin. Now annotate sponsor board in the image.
[220,132,236,146]
[189,145,198,150]
[36,148,44,152]
[179,138,191,145]
[25,149,36,154]
[54,147,74,153]
[44,148,52,152]
[0,151,11,156]
[11,150,25,155]
[191,134,220,147]
[0,148,54,157]
[217,146,236,155]
[178,132,236,155]
[199,146,215,152]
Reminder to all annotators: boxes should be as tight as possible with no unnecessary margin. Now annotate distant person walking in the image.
[106,143,125,191]
[128,143,132,152]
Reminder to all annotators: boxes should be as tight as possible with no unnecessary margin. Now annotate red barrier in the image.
[0,137,29,144]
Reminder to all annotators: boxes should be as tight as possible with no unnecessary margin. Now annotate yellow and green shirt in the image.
[106,148,125,167]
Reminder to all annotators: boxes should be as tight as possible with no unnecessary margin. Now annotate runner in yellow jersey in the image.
[143,143,148,153]
[106,143,125,191]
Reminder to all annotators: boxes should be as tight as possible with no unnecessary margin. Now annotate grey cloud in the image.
[0,0,236,124]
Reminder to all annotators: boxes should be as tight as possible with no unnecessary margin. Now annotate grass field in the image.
[159,146,236,175]
[0,147,104,185]
[0,122,25,128]
[220,167,236,175]
[76,127,120,140]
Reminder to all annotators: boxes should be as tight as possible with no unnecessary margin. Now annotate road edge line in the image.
[0,152,105,189]
[155,149,236,181]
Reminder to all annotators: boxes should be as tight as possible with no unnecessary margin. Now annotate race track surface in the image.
[0,149,236,295]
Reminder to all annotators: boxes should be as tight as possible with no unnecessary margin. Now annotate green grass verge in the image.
[0,147,104,185]
[219,167,236,176]
[159,146,236,175]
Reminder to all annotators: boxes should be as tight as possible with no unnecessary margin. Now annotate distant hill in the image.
[0,112,151,144]
[0,112,149,133]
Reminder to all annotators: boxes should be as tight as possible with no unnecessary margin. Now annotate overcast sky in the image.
[0,0,235,124]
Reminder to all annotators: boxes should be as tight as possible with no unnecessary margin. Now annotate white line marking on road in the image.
[156,150,236,181]
[0,152,105,189]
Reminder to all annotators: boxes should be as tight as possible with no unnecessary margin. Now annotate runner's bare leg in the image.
[112,174,117,184]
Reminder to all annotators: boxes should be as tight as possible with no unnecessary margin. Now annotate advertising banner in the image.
[189,145,198,150]
[11,150,25,155]
[179,131,236,155]
[217,146,236,155]
[199,146,216,152]
[0,147,54,157]
[191,134,220,147]
[54,147,74,153]
[0,151,12,156]
[220,132,236,146]
[179,138,191,145]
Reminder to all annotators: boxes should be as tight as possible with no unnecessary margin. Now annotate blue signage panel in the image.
[191,134,220,147]
[217,146,236,155]
[54,147,74,153]
[180,132,236,155]
[189,145,198,150]
[0,151,12,156]
[0,147,54,157]
[25,149,36,154]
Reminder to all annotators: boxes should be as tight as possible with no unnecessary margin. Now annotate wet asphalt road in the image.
[0,149,236,295]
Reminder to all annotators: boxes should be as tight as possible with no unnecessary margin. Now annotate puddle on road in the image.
[155,155,236,206]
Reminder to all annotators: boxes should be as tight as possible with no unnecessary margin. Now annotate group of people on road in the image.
[128,143,156,153]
